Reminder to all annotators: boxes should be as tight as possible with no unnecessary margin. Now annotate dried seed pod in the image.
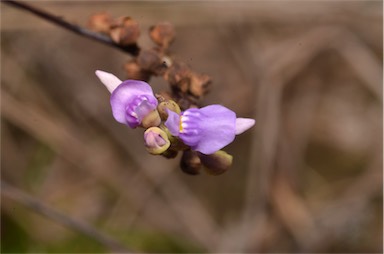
[164,61,192,94]
[110,17,140,45]
[180,150,202,175]
[164,61,189,84]
[137,49,167,75]
[198,150,233,175]
[124,60,151,81]
[87,12,113,34]
[189,72,212,98]
[149,22,176,48]
[164,58,212,103]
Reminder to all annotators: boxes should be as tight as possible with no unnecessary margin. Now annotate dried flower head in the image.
[149,22,176,49]
[110,17,140,46]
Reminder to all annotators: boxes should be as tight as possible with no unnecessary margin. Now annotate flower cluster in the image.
[96,70,255,175]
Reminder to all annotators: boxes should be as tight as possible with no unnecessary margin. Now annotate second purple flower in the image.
[165,105,255,155]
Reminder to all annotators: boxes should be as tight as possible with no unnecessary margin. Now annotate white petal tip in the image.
[235,118,255,135]
[95,70,122,93]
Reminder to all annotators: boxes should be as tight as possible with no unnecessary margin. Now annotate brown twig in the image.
[1,0,140,56]
[1,180,132,253]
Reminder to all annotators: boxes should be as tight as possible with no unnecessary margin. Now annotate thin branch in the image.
[1,180,132,253]
[1,0,140,56]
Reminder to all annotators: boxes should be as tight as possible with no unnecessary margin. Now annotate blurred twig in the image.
[1,0,140,56]
[1,180,132,253]
[270,174,318,251]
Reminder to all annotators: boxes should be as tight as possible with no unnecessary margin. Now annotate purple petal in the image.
[180,105,236,155]
[95,70,122,93]
[110,80,157,126]
[164,109,181,136]
[235,118,255,135]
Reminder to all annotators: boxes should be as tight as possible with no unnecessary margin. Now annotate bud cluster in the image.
[88,12,140,46]
[92,16,255,175]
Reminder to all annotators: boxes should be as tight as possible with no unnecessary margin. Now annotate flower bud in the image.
[157,100,181,120]
[110,17,140,45]
[149,22,176,48]
[141,109,161,129]
[198,150,233,175]
[180,150,202,175]
[144,127,170,155]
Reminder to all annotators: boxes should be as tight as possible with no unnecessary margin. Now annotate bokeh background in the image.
[1,1,382,253]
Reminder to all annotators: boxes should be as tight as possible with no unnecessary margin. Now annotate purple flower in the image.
[165,105,255,154]
[95,70,158,128]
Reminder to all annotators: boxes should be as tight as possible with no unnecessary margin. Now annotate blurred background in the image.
[1,1,382,253]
